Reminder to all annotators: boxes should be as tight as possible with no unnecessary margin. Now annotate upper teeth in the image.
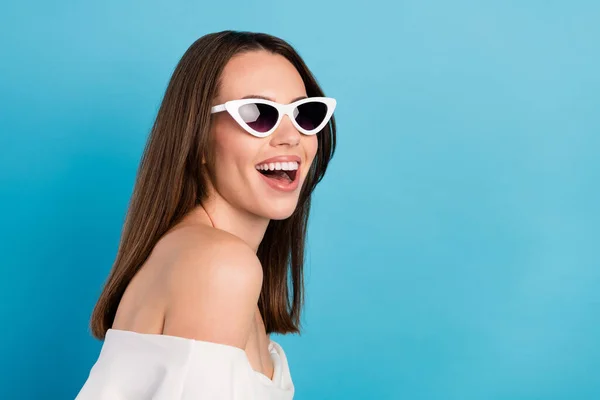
[256,161,299,171]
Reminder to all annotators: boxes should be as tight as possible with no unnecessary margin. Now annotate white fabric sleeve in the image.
[74,330,292,400]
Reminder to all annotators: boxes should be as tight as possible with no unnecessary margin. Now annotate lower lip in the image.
[258,170,300,192]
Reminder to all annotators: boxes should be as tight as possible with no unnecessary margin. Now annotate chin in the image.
[256,200,298,221]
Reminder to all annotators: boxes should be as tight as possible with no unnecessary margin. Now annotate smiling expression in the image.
[208,50,319,220]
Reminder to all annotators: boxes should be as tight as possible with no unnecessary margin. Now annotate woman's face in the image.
[208,50,318,220]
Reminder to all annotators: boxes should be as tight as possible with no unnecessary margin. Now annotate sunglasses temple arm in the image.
[211,104,226,113]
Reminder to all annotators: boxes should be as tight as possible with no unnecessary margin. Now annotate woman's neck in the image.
[194,194,269,252]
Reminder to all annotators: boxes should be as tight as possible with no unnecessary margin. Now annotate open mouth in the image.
[255,161,299,183]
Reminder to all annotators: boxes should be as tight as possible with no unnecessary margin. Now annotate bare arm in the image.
[162,237,263,350]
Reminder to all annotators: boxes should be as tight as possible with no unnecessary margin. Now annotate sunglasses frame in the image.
[210,96,336,138]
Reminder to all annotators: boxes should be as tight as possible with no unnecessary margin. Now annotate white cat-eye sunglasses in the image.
[210,97,336,138]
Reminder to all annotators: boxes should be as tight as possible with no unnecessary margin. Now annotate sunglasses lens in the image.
[294,101,328,132]
[238,103,278,133]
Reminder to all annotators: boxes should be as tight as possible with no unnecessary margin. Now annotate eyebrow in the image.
[241,94,308,102]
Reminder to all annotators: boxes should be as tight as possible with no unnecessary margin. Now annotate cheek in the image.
[305,135,319,162]
[212,122,263,177]
[213,117,242,153]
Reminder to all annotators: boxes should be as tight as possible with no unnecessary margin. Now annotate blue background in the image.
[1,1,599,399]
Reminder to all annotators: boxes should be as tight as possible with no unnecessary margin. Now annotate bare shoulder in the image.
[157,224,263,349]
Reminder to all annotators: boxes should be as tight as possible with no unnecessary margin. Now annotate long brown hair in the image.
[90,30,337,339]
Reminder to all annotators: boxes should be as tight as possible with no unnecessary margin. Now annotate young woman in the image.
[75,31,337,399]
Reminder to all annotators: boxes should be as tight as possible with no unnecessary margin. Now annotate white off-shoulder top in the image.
[75,329,295,399]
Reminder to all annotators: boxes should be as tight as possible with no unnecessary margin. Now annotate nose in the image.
[269,114,301,147]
